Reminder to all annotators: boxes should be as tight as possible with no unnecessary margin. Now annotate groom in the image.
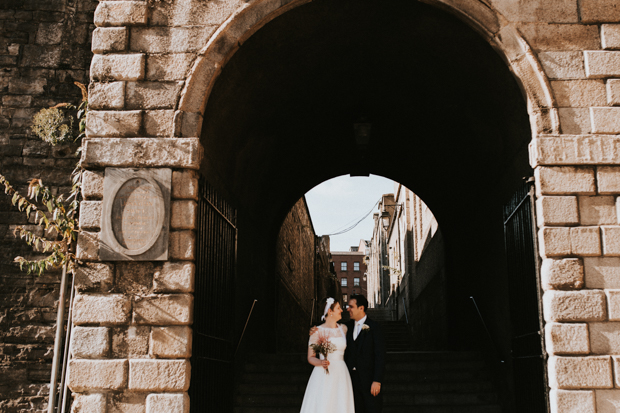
[345,294,386,413]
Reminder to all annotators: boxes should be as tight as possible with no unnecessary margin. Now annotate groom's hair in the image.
[351,294,368,312]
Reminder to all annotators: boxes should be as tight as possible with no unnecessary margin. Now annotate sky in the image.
[304,174,395,252]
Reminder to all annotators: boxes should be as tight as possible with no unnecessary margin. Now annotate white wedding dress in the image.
[299,324,355,413]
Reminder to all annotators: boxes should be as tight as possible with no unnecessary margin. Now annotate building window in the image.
[354,277,360,287]
[343,294,348,303]
[341,278,348,287]
[354,262,360,271]
[341,262,347,271]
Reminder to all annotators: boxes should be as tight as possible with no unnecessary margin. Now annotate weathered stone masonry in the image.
[0,1,96,411]
[2,0,620,411]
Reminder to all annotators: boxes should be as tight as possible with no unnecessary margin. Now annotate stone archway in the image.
[74,0,620,412]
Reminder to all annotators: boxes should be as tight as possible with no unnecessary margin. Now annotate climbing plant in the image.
[0,82,88,276]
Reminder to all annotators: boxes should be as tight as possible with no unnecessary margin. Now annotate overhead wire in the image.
[324,198,381,236]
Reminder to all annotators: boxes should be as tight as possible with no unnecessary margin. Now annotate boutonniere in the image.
[361,324,370,333]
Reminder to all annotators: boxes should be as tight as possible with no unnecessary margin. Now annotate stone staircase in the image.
[234,351,503,412]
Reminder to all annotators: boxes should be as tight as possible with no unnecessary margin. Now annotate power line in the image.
[324,198,380,237]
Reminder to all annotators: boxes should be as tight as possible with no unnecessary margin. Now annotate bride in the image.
[299,297,355,413]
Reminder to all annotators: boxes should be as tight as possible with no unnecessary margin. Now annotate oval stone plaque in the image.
[109,177,164,255]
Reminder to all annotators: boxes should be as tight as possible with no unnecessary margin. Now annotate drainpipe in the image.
[48,263,69,413]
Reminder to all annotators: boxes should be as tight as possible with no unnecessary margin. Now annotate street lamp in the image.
[381,211,390,230]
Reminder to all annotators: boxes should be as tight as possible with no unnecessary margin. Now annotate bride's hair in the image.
[316,297,338,324]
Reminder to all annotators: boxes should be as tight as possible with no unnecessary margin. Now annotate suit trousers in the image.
[350,370,382,413]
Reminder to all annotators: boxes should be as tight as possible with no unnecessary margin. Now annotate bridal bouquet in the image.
[310,330,335,374]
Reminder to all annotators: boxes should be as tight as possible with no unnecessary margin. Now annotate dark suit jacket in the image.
[344,316,386,387]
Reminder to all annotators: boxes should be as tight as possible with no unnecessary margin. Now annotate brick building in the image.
[332,241,368,307]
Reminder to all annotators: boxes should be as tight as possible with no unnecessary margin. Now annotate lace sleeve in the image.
[309,330,320,346]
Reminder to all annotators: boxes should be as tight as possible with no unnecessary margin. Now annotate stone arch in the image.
[175,0,558,140]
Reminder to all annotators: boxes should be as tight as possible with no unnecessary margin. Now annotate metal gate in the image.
[503,179,549,412]
[189,179,237,411]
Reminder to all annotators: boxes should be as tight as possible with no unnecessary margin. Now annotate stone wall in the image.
[5,0,620,411]
[0,0,95,411]
[275,197,338,352]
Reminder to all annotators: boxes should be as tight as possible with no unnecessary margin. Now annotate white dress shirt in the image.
[353,315,367,340]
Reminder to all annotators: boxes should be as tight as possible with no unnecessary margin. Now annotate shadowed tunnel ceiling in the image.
[201,0,532,235]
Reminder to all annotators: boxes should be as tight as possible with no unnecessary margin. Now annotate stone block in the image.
[541,258,584,290]
[170,200,197,230]
[550,390,595,413]
[36,22,63,45]
[602,25,620,50]
[147,54,195,81]
[519,24,600,51]
[130,27,216,54]
[596,390,620,413]
[115,262,155,295]
[71,326,110,358]
[551,80,606,107]
[532,136,620,165]
[2,95,33,107]
[144,110,174,137]
[543,290,606,322]
[80,201,102,231]
[73,293,132,325]
[537,51,586,79]
[94,1,148,27]
[589,322,620,354]
[169,230,196,260]
[613,357,620,386]
[86,110,142,138]
[21,45,61,68]
[91,54,145,82]
[539,227,571,257]
[585,257,620,288]
[111,326,150,358]
[126,81,183,110]
[591,107,620,134]
[133,294,193,325]
[546,323,590,355]
[607,80,620,106]
[146,393,190,413]
[74,262,114,292]
[71,393,107,413]
[107,392,147,413]
[602,226,620,255]
[89,82,125,110]
[154,262,194,293]
[548,356,613,389]
[171,170,198,200]
[76,231,100,261]
[178,111,203,138]
[580,0,620,23]
[580,196,616,225]
[598,167,620,194]
[535,166,596,195]
[536,196,579,226]
[559,108,591,134]
[81,138,202,169]
[92,27,128,54]
[606,290,620,320]
[128,359,190,391]
[150,0,243,26]
[586,52,620,78]
[68,359,128,392]
[150,326,192,358]
[82,170,104,200]
[8,77,47,95]
[570,227,601,256]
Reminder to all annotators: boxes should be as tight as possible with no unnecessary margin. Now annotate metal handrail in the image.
[470,296,504,363]
[402,297,409,324]
[235,299,257,356]
[310,298,315,325]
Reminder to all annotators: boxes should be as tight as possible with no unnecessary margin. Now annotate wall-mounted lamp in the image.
[381,211,390,230]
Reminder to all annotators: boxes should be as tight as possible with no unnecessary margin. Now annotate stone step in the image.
[237,380,495,396]
[235,407,502,413]
[235,392,498,407]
